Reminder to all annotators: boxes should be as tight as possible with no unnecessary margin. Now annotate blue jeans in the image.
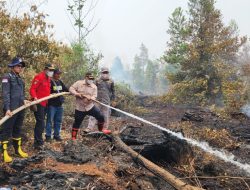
[46,106,63,138]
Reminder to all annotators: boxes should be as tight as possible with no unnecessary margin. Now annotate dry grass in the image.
[168,121,241,150]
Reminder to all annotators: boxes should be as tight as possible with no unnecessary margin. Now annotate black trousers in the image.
[34,104,46,146]
[0,110,25,141]
[73,106,104,129]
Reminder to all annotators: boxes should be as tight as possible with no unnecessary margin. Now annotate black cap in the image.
[54,68,62,74]
[44,63,55,70]
[85,72,94,79]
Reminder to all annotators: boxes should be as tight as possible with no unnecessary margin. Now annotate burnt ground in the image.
[0,96,250,189]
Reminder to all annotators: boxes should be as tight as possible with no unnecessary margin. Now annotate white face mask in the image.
[101,73,109,80]
[86,80,94,85]
[46,71,54,77]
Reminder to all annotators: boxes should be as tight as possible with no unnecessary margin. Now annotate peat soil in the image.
[0,96,250,189]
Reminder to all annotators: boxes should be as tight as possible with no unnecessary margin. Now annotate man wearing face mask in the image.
[45,68,68,142]
[85,67,115,133]
[69,72,111,140]
[29,63,55,150]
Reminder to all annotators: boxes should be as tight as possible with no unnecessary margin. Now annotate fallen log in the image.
[113,132,204,190]
[0,92,71,126]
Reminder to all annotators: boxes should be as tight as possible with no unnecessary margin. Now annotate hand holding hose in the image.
[75,93,92,101]
[5,110,13,117]
[75,93,82,99]
[80,94,93,101]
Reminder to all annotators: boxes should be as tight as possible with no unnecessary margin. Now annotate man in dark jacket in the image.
[86,67,115,133]
[29,63,55,150]
[0,57,28,163]
[45,68,68,142]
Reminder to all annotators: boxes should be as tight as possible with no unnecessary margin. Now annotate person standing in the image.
[69,72,111,140]
[29,64,55,150]
[45,68,68,142]
[86,67,115,133]
[0,57,28,163]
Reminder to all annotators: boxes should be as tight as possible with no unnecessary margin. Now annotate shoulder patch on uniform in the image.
[2,78,8,83]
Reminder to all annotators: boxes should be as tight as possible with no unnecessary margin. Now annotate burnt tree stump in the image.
[120,126,194,165]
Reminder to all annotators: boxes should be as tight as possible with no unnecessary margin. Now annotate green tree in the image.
[164,0,246,106]
[131,43,150,92]
[163,7,189,85]
[144,60,158,94]
[0,2,61,72]
[110,56,125,82]
[66,0,101,83]
[132,55,144,91]
[60,42,101,86]
[157,63,171,94]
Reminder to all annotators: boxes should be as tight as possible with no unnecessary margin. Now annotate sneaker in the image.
[54,136,63,142]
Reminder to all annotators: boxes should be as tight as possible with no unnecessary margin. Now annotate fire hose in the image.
[0,92,70,126]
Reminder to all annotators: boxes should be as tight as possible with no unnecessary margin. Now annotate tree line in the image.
[110,44,169,95]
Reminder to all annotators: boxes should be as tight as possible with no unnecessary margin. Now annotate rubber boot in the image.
[12,138,28,158]
[72,128,79,140]
[2,141,13,163]
[98,122,112,135]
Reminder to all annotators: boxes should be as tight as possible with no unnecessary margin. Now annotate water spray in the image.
[95,100,250,175]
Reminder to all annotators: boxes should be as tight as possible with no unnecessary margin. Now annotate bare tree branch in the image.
[82,0,99,21]
[67,0,100,41]
[82,18,100,39]
[6,0,48,16]
[65,9,79,34]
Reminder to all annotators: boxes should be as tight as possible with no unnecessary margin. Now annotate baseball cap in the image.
[101,67,109,73]
[8,57,25,67]
[44,63,55,70]
[85,72,95,79]
[54,68,62,74]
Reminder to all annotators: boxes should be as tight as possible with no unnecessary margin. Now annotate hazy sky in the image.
[40,0,250,67]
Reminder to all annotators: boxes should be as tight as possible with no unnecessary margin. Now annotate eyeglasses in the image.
[102,71,109,74]
[15,65,23,68]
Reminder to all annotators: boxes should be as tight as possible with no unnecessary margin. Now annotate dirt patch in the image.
[44,157,120,189]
